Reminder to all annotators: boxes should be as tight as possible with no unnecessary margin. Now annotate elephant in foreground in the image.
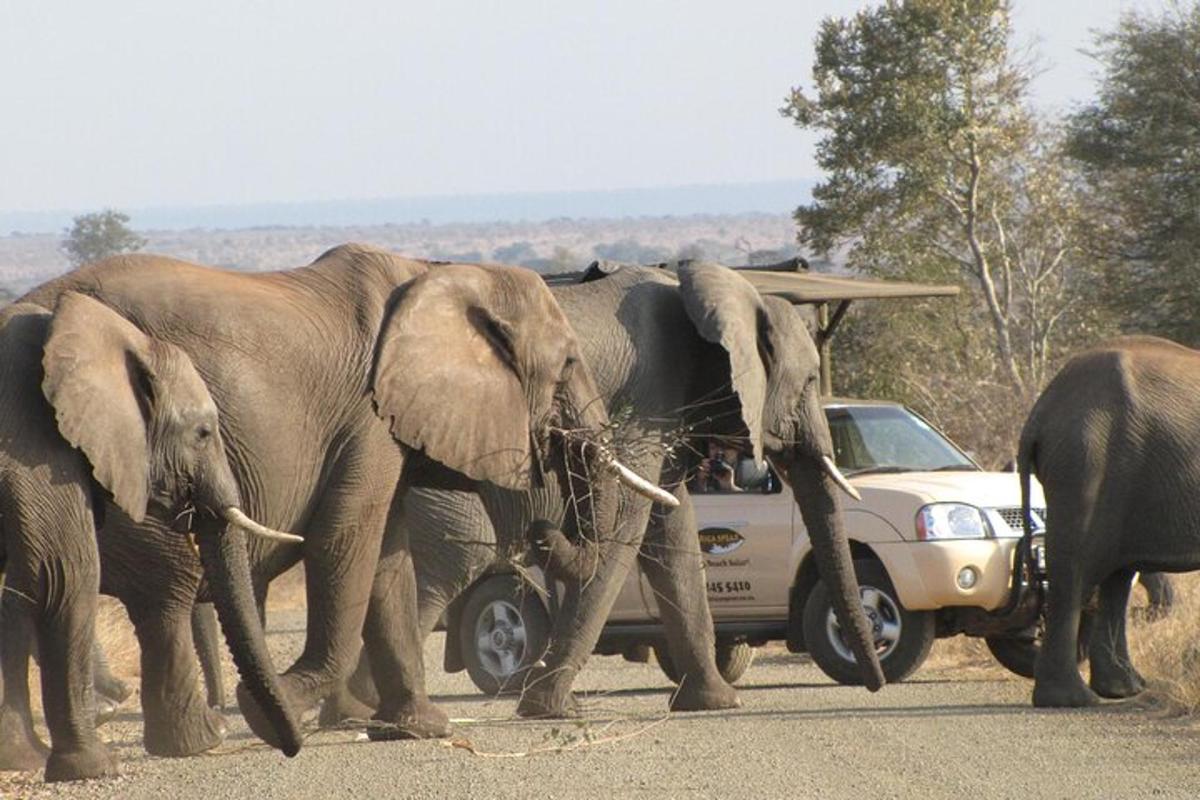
[330,260,883,720]
[1019,335,1200,707]
[3,244,657,770]
[0,294,298,781]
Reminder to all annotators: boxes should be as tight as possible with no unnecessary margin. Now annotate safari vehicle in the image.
[444,397,1059,693]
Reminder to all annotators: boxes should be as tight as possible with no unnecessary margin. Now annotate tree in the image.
[1065,3,1200,344]
[779,0,1111,463]
[60,209,147,267]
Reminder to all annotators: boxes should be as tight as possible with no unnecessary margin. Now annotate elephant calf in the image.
[0,295,299,781]
[1019,335,1200,707]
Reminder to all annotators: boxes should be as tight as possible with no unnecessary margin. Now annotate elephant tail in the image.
[996,412,1041,617]
[1017,418,1039,543]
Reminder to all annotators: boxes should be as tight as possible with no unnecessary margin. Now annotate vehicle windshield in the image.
[824,404,977,475]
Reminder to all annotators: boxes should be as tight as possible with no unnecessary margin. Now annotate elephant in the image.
[1018,335,1200,708]
[2,244,660,769]
[0,294,300,781]
[327,260,884,721]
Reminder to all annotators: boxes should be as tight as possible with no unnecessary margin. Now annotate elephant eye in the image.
[196,424,213,443]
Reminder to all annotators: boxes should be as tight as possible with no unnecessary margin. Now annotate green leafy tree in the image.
[61,209,147,267]
[1065,3,1200,344]
[780,0,1111,464]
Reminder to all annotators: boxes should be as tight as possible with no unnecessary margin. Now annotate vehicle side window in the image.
[688,442,782,495]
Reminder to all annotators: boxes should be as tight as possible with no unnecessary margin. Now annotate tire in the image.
[987,613,1092,679]
[458,574,551,696]
[653,640,757,685]
[801,559,935,685]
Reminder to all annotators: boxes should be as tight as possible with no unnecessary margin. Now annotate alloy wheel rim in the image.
[474,599,528,679]
[826,585,902,663]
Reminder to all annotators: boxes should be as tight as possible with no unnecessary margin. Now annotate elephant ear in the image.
[677,262,768,461]
[372,265,532,489]
[42,292,155,523]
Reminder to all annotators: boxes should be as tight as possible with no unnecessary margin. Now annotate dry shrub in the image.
[1127,572,1200,713]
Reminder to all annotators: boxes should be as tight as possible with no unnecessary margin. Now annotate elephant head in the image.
[41,291,304,755]
[372,261,672,504]
[677,262,886,691]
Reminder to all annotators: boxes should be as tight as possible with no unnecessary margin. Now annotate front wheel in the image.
[986,613,1092,679]
[802,559,935,685]
[654,640,757,685]
[459,575,551,696]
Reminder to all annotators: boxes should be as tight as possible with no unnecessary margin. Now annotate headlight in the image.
[916,503,991,540]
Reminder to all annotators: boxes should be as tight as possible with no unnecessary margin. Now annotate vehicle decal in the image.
[698,527,746,556]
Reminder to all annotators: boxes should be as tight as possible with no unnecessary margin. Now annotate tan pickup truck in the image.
[445,397,1081,693]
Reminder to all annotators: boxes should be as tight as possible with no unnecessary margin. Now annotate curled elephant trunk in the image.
[528,519,600,583]
[197,524,303,757]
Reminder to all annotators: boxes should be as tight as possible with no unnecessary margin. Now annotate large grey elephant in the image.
[329,261,884,721]
[0,294,300,781]
[1018,335,1199,708]
[1,244,657,774]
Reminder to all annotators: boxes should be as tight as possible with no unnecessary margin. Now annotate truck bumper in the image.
[871,538,1021,611]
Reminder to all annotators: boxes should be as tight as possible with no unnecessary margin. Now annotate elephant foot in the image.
[516,688,581,720]
[94,693,121,728]
[1091,667,1147,700]
[365,698,451,742]
[1032,678,1101,708]
[94,675,132,706]
[668,676,741,713]
[44,742,118,783]
[318,685,376,729]
[144,705,227,757]
[0,708,50,771]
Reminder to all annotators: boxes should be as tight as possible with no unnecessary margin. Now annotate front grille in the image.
[994,506,1045,534]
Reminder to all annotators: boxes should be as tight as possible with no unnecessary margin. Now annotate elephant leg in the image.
[1089,568,1145,699]
[1033,555,1098,708]
[0,591,50,771]
[90,638,130,706]
[317,652,377,729]
[238,440,402,746]
[129,604,227,757]
[516,501,646,719]
[35,534,118,782]
[191,602,225,710]
[360,505,449,741]
[640,492,739,712]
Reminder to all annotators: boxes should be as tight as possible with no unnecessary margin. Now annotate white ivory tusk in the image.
[821,455,862,502]
[600,450,681,508]
[223,507,306,544]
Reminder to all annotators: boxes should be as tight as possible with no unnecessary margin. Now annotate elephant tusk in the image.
[821,455,862,503]
[596,449,680,508]
[223,507,306,544]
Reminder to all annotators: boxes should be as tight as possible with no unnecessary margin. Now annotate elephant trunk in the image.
[786,459,885,692]
[197,524,303,756]
[528,519,599,583]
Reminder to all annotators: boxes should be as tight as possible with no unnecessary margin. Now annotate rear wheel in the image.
[654,640,757,685]
[802,559,935,685]
[459,575,551,695]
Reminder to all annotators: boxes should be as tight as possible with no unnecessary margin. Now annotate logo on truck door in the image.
[698,527,746,556]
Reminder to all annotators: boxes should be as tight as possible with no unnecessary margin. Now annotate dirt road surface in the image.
[5,609,1199,799]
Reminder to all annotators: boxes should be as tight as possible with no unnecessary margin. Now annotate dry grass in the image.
[1128,572,1200,713]
[924,572,1200,713]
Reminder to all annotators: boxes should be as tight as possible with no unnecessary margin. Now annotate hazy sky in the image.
[0,0,1155,213]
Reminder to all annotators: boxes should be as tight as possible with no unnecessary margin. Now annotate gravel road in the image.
[4,609,1199,800]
